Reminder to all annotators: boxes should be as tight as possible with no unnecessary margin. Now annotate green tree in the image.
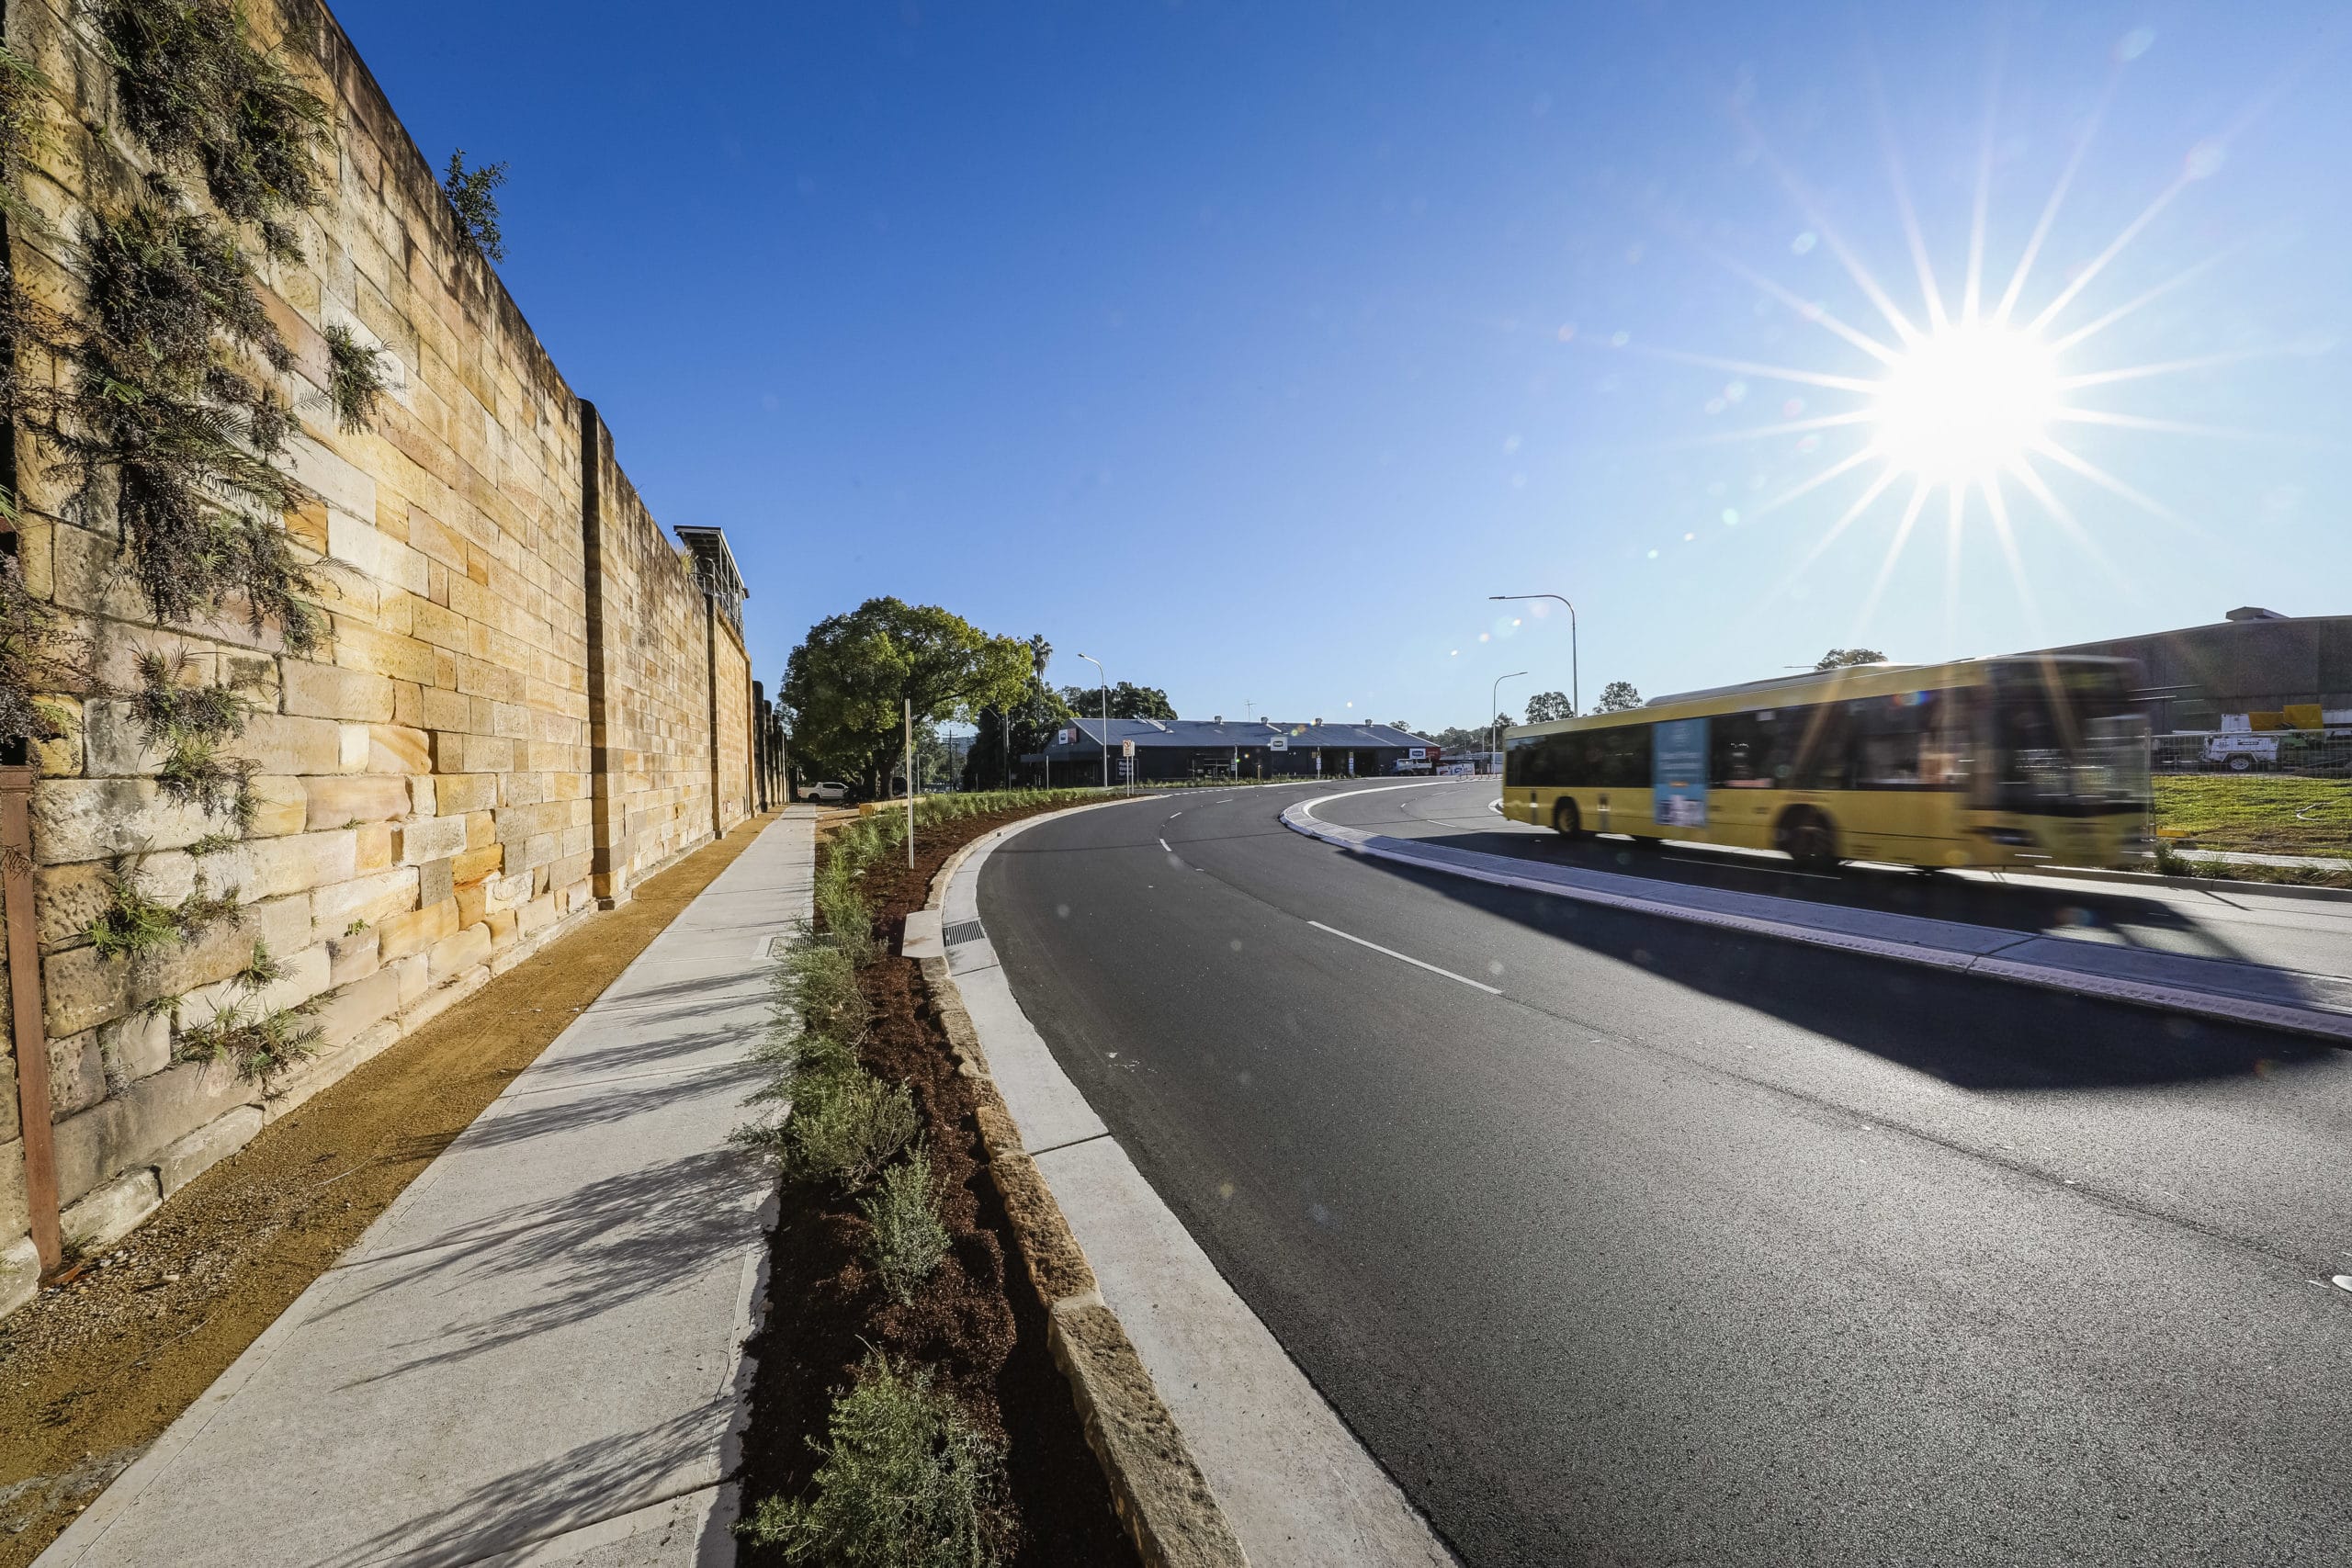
[784,599,1034,795]
[1814,648,1886,671]
[1524,690,1573,723]
[1056,681,1176,720]
[1595,681,1643,712]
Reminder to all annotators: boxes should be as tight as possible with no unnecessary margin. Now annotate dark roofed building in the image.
[1027,717,1441,785]
[2027,607,2351,732]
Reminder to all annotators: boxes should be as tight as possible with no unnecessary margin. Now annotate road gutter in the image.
[1285,784,2352,1045]
[918,797,1457,1568]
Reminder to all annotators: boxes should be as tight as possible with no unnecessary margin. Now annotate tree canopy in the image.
[1056,681,1176,720]
[1595,681,1643,712]
[783,598,1035,793]
[1524,690,1574,724]
[1815,648,1887,671]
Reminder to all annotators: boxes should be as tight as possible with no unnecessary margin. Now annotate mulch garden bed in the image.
[736,804,1139,1566]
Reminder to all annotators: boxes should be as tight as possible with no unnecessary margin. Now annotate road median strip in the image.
[1283,790,2352,1044]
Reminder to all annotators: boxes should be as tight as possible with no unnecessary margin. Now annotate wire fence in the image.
[2152,730,2352,777]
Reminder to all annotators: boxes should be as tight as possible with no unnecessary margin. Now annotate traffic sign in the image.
[1121,739,1136,758]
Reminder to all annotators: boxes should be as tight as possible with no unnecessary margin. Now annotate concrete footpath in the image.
[39,811,815,1568]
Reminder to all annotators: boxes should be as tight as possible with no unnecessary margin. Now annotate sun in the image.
[1868,323,2060,483]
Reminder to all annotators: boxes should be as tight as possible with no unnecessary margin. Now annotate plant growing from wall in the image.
[129,649,254,821]
[323,322,386,431]
[440,149,506,261]
[85,860,242,958]
[173,938,316,1080]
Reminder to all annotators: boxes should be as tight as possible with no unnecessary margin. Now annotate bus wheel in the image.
[1777,808,1841,873]
[1552,798,1586,840]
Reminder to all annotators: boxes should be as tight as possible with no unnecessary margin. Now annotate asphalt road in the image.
[978,779,2352,1568]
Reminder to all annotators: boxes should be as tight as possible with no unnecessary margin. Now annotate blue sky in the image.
[336,2,2347,731]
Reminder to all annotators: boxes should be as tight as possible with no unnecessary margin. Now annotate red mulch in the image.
[736,806,1137,1565]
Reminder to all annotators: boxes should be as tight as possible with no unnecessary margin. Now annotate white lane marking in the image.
[1170,811,1182,818]
[1159,838,1171,852]
[1487,798,1503,815]
[1307,919,1503,994]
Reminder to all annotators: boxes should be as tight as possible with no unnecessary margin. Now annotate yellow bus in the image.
[1499,657,2151,872]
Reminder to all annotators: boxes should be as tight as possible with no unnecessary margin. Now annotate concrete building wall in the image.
[0,0,765,1312]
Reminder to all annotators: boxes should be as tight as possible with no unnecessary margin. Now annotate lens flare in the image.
[1870,324,2060,481]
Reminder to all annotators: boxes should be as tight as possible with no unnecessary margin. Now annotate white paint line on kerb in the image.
[1159,838,1172,852]
[1307,920,1503,995]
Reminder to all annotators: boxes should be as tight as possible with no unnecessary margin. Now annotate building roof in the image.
[1043,717,1436,754]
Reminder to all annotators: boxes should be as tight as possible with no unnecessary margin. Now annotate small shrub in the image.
[780,939,870,1043]
[323,322,387,431]
[788,1066,917,1192]
[862,1144,949,1304]
[736,1353,1012,1568]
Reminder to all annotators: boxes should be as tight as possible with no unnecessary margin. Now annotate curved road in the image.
[978,779,2352,1567]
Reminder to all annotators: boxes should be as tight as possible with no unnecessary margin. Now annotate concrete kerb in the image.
[917,798,1250,1568]
[1283,785,2352,1046]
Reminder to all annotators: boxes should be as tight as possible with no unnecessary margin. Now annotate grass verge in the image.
[2152,774,2351,859]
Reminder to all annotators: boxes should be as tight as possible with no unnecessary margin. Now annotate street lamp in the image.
[1488,593,1577,716]
[1491,670,1528,777]
[1075,652,1110,789]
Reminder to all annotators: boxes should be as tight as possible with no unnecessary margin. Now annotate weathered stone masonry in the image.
[0,0,763,1314]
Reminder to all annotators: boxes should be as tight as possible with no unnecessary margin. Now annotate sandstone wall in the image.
[0,0,766,1312]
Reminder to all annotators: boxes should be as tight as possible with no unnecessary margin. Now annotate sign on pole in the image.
[1121,739,1135,758]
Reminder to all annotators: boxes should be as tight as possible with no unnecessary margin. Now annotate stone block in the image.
[82,698,168,776]
[453,844,503,886]
[304,773,411,829]
[314,966,401,1048]
[410,774,436,816]
[454,879,485,927]
[51,1060,254,1205]
[246,830,359,898]
[435,773,496,814]
[312,867,418,936]
[48,1029,105,1117]
[339,722,370,770]
[327,930,380,985]
[2,1136,28,1240]
[392,952,430,1005]
[0,1059,17,1145]
[486,908,518,948]
[419,685,469,730]
[418,855,455,908]
[30,779,216,864]
[102,1010,174,1082]
[281,660,394,723]
[247,775,309,838]
[368,724,432,774]
[466,810,497,851]
[378,897,458,960]
[323,505,424,595]
[426,922,492,983]
[238,712,345,775]
[35,861,115,951]
[397,815,469,864]
[355,822,395,872]
[2,1234,39,1319]
[155,1105,264,1196]
[61,1169,162,1253]
[483,869,530,912]
[516,892,559,936]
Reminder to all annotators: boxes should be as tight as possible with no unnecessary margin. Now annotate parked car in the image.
[797,780,850,801]
[2201,734,2277,772]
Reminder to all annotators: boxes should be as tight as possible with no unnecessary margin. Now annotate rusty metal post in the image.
[0,762,62,1274]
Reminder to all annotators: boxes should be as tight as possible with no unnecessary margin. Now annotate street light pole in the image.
[1489,593,1577,716]
[1491,670,1528,777]
[1076,652,1109,789]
